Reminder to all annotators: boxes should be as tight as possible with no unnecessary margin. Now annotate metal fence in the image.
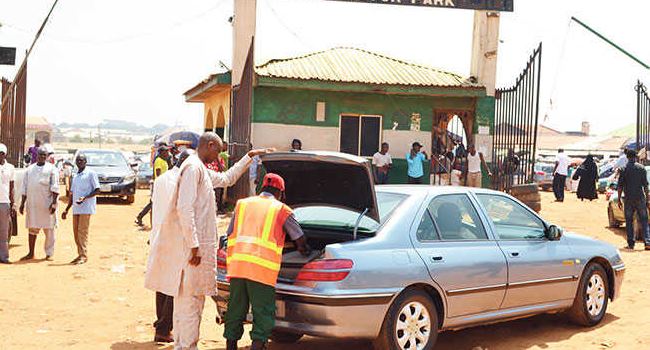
[636,80,650,162]
[492,43,542,192]
[1,62,27,167]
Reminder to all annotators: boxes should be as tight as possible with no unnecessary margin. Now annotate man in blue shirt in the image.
[406,142,428,184]
[62,154,100,265]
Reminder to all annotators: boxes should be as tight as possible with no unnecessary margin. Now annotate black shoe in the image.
[153,333,173,343]
[0,259,11,264]
[226,339,238,350]
[70,256,81,264]
[250,340,267,350]
[135,218,144,227]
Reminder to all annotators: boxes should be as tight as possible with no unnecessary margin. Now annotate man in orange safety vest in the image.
[223,173,310,350]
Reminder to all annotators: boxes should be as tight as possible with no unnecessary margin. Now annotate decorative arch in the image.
[205,109,215,132]
[215,106,226,139]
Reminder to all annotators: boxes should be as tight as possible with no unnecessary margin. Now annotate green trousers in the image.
[223,278,276,342]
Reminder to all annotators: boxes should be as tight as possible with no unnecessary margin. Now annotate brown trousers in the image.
[73,214,91,258]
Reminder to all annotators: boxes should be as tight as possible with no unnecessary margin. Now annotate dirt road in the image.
[1,190,648,349]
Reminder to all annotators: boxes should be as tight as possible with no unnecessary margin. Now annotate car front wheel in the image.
[374,289,438,350]
[567,263,609,326]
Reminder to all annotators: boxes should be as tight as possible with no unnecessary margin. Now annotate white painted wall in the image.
[251,122,432,158]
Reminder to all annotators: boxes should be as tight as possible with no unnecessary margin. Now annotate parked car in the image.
[214,151,625,350]
[70,149,137,204]
[607,165,650,242]
[136,161,153,189]
[534,162,554,191]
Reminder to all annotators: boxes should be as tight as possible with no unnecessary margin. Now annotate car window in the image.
[428,194,487,241]
[477,194,545,240]
[416,209,439,241]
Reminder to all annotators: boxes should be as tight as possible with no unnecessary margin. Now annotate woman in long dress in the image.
[573,155,598,201]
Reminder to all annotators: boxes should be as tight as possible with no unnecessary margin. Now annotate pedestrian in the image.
[501,148,520,192]
[290,139,302,152]
[617,149,650,251]
[450,145,465,186]
[157,132,268,350]
[224,173,311,350]
[0,143,15,264]
[27,138,41,164]
[372,142,392,184]
[136,146,171,226]
[61,154,100,265]
[573,155,598,201]
[216,141,230,214]
[552,148,570,202]
[143,149,194,343]
[406,142,427,184]
[465,144,491,188]
[249,144,262,196]
[19,147,59,261]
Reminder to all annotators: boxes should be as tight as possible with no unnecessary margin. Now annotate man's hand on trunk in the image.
[295,236,312,257]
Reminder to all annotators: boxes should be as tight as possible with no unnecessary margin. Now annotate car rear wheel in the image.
[567,263,609,327]
[269,330,303,344]
[374,289,438,350]
[607,206,620,228]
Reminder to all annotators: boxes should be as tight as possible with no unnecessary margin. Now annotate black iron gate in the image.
[636,80,650,162]
[492,43,542,192]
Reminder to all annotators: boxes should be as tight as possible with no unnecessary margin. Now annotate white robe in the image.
[144,154,252,297]
[23,163,59,229]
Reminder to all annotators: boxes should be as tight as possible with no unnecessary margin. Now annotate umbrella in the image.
[153,130,201,149]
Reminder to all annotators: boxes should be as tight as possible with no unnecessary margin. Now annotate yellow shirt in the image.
[153,157,169,179]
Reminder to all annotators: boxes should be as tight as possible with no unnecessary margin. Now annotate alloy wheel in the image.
[395,301,431,350]
[586,274,606,317]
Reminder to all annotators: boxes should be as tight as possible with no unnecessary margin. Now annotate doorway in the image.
[431,110,473,186]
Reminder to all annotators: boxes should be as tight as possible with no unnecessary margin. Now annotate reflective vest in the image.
[227,195,293,287]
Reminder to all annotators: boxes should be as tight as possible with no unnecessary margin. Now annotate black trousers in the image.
[553,174,566,201]
[137,200,152,220]
[154,292,174,335]
[408,176,423,184]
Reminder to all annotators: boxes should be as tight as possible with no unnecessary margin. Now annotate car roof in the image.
[376,185,505,197]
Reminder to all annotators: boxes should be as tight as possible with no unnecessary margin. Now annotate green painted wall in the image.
[253,86,476,132]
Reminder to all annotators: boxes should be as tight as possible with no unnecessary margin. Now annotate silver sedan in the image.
[215,152,625,350]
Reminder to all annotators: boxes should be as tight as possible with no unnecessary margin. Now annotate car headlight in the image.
[123,174,136,183]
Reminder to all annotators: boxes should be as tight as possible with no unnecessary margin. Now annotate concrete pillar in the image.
[470,10,500,97]
[232,0,257,87]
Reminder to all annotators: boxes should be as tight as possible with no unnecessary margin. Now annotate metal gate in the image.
[492,43,542,192]
[636,80,650,162]
[430,110,472,186]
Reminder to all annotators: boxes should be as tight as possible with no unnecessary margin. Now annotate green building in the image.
[184,47,494,184]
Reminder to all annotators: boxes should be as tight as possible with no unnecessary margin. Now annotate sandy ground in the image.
[1,189,648,350]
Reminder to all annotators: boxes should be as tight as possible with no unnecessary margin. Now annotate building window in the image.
[339,115,381,157]
[316,101,326,122]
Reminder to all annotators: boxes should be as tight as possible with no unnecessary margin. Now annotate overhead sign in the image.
[324,0,513,12]
[0,47,16,65]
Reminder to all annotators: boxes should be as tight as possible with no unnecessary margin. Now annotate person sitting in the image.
[436,203,476,240]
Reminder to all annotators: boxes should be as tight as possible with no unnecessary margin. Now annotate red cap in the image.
[262,173,285,192]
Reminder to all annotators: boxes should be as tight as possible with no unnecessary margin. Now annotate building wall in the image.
[203,88,230,138]
[251,86,493,184]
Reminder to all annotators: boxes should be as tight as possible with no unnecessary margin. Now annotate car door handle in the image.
[509,251,520,258]
[430,256,444,262]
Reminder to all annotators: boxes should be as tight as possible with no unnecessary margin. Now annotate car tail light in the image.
[217,248,227,270]
[535,171,545,176]
[296,259,354,282]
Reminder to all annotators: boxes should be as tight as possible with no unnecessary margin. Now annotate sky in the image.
[1,0,649,134]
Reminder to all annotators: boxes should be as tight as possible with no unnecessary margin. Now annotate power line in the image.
[263,0,313,51]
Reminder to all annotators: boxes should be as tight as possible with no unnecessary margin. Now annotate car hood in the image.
[261,151,379,222]
[86,165,132,177]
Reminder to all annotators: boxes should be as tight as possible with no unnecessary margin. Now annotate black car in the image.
[72,149,137,204]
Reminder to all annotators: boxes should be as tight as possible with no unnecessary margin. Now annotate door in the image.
[412,193,507,317]
[475,194,579,309]
[339,115,382,156]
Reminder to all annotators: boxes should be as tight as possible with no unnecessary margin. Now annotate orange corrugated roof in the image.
[255,47,480,88]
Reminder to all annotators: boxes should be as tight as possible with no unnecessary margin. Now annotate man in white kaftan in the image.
[144,132,271,350]
[19,147,59,260]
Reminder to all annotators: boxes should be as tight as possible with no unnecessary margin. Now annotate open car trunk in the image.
[259,151,380,284]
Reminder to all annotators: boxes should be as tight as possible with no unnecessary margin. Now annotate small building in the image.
[184,47,494,183]
[26,116,53,143]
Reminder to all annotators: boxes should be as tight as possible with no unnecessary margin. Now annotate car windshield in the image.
[293,192,408,233]
[535,164,554,173]
[83,151,128,167]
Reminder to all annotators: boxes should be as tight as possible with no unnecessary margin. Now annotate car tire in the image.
[567,263,609,327]
[126,195,135,204]
[373,289,439,350]
[269,330,303,344]
[607,206,620,228]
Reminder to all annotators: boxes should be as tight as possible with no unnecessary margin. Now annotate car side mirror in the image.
[546,225,563,241]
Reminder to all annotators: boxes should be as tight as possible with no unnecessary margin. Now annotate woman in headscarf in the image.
[573,155,599,201]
